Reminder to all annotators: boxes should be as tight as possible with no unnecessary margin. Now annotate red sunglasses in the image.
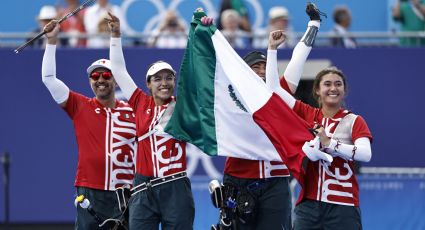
[89,71,113,80]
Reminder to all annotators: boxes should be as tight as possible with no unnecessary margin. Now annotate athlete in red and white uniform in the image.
[65,91,136,190]
[266,32,373,229]
[107,12,202,229]
[222,4,323,229]
[41,20,135,229]
[292,104,371,206]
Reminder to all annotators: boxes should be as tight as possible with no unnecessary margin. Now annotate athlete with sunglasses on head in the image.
[41,20,136,229]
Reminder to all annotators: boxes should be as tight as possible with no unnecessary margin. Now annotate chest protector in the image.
[332,113,357,145]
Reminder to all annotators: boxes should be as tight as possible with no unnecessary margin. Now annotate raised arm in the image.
[282,4,324,94]
[41,20,70,108]
[266,30,296,109]
[284,19,320,94]
[106,12,138,100]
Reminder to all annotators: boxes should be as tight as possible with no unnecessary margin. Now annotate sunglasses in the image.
[89,71,113,81]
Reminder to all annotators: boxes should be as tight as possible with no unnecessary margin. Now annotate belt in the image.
[131,172,187,197]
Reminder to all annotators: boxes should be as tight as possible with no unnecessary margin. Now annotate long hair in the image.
[312,66,348,107]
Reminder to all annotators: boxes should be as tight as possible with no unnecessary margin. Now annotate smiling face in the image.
[89,67,116,101]
[315,73,346,108]
[147,69,175,105]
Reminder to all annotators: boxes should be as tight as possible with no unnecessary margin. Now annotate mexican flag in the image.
[164,11,313,182]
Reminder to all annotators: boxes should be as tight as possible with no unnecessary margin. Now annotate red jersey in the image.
[129,89,187,177]
[64,91,136,191]
[293,101,372,206]
[223,77,293,179]
[224,159,289,179]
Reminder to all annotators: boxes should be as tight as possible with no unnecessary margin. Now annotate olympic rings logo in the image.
[120,0,265,34]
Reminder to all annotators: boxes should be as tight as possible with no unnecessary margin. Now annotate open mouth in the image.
[327,93,339,97]
[96,84,108,90]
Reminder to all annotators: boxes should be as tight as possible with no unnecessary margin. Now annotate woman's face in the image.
[315,73,345,107]
[147,69,175,105]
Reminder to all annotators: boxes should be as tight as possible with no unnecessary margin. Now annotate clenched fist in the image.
[268,30,286,50]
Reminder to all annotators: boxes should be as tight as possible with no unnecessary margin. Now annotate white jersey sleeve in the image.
[110,37,138,100]
[326,137,372,162]
[284,20,320,93]
[266,49,296,109]
[42,44,70,104]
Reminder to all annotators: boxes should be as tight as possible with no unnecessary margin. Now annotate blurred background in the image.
[0,0,424,229]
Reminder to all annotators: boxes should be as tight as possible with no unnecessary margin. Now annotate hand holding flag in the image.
[164,10,332,186]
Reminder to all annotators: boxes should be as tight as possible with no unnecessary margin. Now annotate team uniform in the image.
[109,34,195,229]
[64,91,136,229]
[127,89,194,230]
[221,18,320,227]
[65,91,136,190]
[223,79,293,230]
[265,39,373,229]
[41,43,136,229]
[292,100,372,230]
